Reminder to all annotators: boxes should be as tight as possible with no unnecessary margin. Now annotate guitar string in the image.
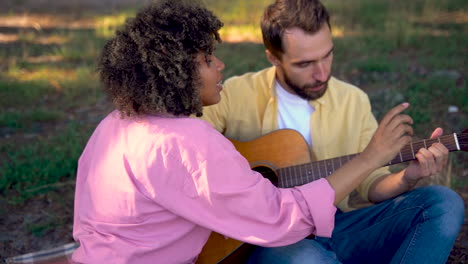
[278,134,465,187]
[280,135,466,187]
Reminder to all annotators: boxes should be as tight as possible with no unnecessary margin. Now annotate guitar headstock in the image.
[458,129,468,152]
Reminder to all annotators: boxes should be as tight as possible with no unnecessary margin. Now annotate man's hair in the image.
[261,0,330,59]
[98,0,222,117]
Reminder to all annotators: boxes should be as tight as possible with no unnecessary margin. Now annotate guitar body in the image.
[196,128,468,264]
[196,233,247,264]
[232,129,313,170]
[196,129,313,264]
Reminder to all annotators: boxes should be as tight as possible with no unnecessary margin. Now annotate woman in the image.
[72,1,413,263]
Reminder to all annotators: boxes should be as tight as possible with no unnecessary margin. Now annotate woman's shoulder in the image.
[150,117,235,156]
[144,116,225,145]
[155,116,217,134]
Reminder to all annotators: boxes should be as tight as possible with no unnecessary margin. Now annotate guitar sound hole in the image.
[252,166,279,187]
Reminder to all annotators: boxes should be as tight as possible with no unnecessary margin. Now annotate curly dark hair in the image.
[98,0,223,117]
[261,0,330,59]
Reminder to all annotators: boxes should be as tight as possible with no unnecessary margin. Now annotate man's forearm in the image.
[367,169,416,203]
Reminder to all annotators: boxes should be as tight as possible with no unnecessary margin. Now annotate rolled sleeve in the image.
[296,178,336,237]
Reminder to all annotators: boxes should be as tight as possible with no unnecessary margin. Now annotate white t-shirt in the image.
[276,81,315,146]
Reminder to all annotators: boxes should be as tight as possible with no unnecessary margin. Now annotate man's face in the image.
[269,24,334,100]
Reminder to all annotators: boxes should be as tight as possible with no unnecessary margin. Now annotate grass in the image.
[0,0,466,251]
[0,122,93,203]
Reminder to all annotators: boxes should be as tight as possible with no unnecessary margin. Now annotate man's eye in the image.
[297,62,310,68]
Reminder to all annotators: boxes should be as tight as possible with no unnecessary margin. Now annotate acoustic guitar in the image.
[196,128,468,264]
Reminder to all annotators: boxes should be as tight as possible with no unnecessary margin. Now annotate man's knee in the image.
[417,185,464,225]
[422,185,463,208]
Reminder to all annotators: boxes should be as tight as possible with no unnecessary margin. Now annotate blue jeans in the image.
[248,186,465,264]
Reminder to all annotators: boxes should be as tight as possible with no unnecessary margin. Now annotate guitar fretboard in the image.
[277,133,462,188]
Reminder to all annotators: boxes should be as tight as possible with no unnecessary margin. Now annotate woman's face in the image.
[197,53,225,106]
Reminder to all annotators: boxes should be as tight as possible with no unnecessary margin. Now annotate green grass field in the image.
[0,0,466,259]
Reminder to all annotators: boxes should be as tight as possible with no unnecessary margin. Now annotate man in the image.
[201,0,464,263]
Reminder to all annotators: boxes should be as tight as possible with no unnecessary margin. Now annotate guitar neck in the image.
[277,133,462,188]
[386,133,460,165]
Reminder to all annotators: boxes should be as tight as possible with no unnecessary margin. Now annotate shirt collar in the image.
[268,66,333,110]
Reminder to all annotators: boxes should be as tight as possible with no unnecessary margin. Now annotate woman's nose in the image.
[214,56,225,71]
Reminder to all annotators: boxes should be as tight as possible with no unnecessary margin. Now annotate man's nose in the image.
[313,61,327,82]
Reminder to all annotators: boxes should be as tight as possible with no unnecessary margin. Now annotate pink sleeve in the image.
[143,124,336,246]
[295,179,336,237]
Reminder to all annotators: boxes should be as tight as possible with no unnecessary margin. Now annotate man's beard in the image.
[283,72,331,101]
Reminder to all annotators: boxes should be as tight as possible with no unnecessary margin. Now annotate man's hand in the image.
[361,102,414,170]
[329,102,414,204]
[402,127,449,186]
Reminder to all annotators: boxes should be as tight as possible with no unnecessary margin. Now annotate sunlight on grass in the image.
[35,35,70,45]
[220,25,262,43]
[14,31,70,45]
[0,14,95,30]
[4,65,100,105]
[331,26,346,38]
[0,33,19,43]
[7,67,77,86]
[95,12,134,38]
[204,0,270,25]
[426,10,468,24]
[0,14,57,29]
[24,55,64,64]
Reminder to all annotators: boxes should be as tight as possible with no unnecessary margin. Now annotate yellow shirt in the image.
[201,66,390,212]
